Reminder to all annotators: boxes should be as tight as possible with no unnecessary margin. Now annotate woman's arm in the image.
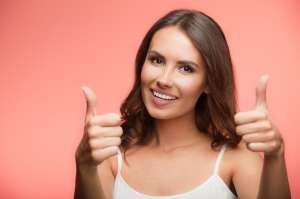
[74,86,122,199]
[257,145,291,199]
[74,158,115,199]
[231,143,263,199]
[232,142,290,199]
[233,75,291,198]
[74,165,106,199]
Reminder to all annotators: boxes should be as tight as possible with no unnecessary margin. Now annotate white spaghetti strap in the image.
[116,148,123,174]
[213,144,227,175]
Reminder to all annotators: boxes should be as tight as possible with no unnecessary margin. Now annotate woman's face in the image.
[141,26,207,120]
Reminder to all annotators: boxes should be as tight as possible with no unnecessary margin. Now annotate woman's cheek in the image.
[175,77,205,101]
[142,64,161,83]
[141,64,151,83]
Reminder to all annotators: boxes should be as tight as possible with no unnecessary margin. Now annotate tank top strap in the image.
[212,144,227,175]
[116,148,123,174]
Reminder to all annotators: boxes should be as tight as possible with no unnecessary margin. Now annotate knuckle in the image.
[111,146,119,154]
[87,126,100,138]
[88,139,99,149]
[116,137,122,145]
[261,112,268,119]
[99,127,111,137]
[257,110,268,120]
[246,142,253,150]
[110,113,121,120]
[91,150,98,160]
[241,135,248,142]
[88,139,94,148]
[270,141,278,148]
[117,126,123,135]
[91,150,105,162]
[268,131,276,139]
[234,113,240,123]
[265,133,272,140]
[264,121,272,129]
[96,127,105,136]
[87,116,95,126]
[88,126,104,137]
[235,126,242,134]
[87,126,94,138]
[92,115,109,126]
[103,113,121,123]
[259,121,268,130]
[96,115,106,126]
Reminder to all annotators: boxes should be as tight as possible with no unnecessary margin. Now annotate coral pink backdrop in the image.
[0,0,299,198]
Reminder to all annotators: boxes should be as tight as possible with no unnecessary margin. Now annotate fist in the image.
[75,86,123,168]
[234,75,284,158]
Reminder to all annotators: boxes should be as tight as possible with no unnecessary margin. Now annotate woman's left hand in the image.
[234,75,284,158]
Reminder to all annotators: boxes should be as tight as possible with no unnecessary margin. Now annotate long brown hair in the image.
[119,9,241,159]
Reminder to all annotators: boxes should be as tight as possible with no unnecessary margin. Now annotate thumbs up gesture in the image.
[75,86,123,168]
[234,75,284,158]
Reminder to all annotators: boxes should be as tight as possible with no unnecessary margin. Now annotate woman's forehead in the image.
[148,26,203,64]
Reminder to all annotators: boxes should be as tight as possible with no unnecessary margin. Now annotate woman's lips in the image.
[150,89,178,107]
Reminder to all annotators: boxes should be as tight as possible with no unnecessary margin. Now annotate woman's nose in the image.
[156,67,174,88]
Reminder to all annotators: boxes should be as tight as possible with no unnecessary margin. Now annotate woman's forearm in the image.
[74,165,107,199]
[257,148,291,199]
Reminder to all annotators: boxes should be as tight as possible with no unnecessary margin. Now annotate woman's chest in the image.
[112,149,233,196]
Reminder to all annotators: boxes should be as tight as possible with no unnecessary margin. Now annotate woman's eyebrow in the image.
[148,50,199,68]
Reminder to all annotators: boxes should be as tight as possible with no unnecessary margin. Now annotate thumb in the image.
[255,74,269,112]
[81,86,97,124]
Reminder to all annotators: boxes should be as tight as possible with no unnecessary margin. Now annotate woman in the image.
[74,9,291,199]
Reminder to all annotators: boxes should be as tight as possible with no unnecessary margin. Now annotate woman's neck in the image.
[150,112,208,152]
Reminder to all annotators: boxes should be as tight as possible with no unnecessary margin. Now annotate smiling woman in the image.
[74,9,291,199]
[141,27,206,119]
[120,9,240,151]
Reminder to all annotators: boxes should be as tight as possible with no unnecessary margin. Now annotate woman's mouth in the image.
[150,89,178,107]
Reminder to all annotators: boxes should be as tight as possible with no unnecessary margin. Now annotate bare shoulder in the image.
[98,154,118,178]
[109,152,118,178]
[97,154,119,199]
[225,141,263,198]
[110,144,144,178]
[226,141,263,167]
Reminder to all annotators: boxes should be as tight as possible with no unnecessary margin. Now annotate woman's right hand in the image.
[75,86,123,169]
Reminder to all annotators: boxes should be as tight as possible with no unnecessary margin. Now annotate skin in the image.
[140,26,209,150]
[109,26,262,196]
[75,26,290,199]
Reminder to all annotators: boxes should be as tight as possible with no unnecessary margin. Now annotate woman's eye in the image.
[149,56,163,65]
[179,65,194,73]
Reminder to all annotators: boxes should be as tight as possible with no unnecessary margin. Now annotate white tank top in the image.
[112,144,237,199]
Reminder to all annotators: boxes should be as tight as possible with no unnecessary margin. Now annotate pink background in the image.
[0,0,299,198]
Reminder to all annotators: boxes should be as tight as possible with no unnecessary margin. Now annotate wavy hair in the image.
[119,9,241,161]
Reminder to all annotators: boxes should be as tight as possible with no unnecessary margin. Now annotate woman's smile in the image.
[141,26,207,119]
[150,88,178,108]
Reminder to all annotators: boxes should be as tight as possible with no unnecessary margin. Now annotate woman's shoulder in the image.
[109,141,263,178]
[226,141,262,159]
[109,152,120,178]
[109,145,140,178]
[225,141,263,173]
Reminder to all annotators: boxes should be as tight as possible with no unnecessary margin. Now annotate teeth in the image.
[153,90,176,100]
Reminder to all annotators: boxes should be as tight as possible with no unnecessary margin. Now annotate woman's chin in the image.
[147,108,179,120]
